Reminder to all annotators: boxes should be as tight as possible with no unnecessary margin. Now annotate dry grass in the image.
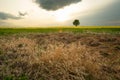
[0,33,120,80]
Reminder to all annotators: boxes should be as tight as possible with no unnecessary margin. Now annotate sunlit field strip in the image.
[0,26,120,29]
[45,26,120,29]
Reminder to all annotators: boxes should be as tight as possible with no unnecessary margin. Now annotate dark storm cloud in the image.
[0,12,21,20]
[35,0,81,11]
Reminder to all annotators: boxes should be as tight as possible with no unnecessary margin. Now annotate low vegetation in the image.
[0,27,120,80]
[0,27,120,35]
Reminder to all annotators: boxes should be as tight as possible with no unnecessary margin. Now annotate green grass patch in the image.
[4,74,28,80]
[0,27,120,35]
[0,49,3,55]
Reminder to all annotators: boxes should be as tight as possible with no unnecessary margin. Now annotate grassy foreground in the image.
[0,27,120,80]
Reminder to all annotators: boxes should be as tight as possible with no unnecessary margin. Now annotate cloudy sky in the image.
[0,0,120,27]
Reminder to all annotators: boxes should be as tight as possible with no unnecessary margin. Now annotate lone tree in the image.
[73,19,80,26]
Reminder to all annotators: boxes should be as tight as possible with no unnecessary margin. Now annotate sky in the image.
[0,0,120,27]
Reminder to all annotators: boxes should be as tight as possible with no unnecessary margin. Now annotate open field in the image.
[0,26,120,35]
[0,27,120,80]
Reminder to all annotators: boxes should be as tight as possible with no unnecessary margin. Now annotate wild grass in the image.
[0,33,120,80]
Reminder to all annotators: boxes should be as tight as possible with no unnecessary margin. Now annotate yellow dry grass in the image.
[0,33,120,80]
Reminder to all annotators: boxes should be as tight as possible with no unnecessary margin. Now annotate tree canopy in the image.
[73,19,80,26]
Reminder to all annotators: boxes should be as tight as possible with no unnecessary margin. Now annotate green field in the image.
[0,26,120,35]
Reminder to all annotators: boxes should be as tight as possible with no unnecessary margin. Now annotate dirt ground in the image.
[0,33,120,80]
